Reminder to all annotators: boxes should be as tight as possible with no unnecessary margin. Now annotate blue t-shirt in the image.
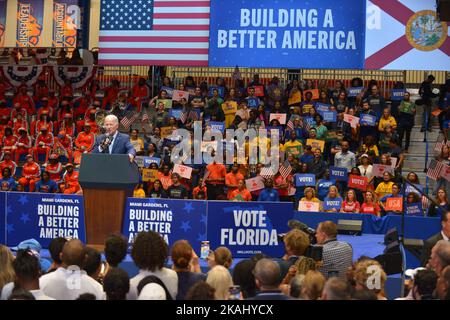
[176,271,207,300]
[258,188,280,202]
[299,154,314,164]
[317,179,336,201]
[0,178,17,191]
[35,180,58,193]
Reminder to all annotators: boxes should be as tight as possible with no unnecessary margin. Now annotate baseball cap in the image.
[405,267,426,279]
[11,238,52,273]
[138,283,166,300]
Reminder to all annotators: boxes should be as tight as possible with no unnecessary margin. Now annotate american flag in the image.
[121,111,139,130]
[427,159,445,180]
[279,160,293,179]
[260,167,275,179]
[98,0,210,66]
[434,140,450,153]
[286,120,294,131]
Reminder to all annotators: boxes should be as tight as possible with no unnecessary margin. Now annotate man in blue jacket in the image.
[93,114,136,162]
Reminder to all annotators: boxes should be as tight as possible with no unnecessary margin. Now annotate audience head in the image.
[104,233,128,268]
[301,270,326,300]
[137,275,172,300]
[289,274,305,298]
[48,237,68,267]
[131,231,168,272]
[0,245,15,290]
[12,249,41,289]
[411,269,437,300]
[61,239,85,268]
[185,281,216,300]
[206,265,233,300]
[283,229,310,257]
[441,211,450,237]
[353,259,387,299]
[82,247,102,280]
[254,258,281,291]
[232,259,257,299]
[171,240,193,270]
[429,240,450,276]
[208,246,233,269]
[316,221,338,245]
[322,277,351,300]
[436,265,450,300]
[103,267,130,300]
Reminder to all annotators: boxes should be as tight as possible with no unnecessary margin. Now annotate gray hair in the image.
[323,277,351,300]
[289,274,305,298]
[435,240,450,269]
[254,259,281,288]
[105,114,119,124]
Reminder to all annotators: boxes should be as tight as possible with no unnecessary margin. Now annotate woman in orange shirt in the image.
[229,179,252,201]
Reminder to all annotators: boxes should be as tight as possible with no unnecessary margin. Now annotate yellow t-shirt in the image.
[375,182,394,198]
[282,140,303,158]
[362,144,379,157]
[222,101,238,128]
[378,116,397,131]
[133,188,146,198]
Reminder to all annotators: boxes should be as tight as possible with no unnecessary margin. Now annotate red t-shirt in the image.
[342,200,361,213]
[360,202,380,216]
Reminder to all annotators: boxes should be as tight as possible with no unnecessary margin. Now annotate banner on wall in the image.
[52,66,96,89]
[122,198,207,249]
[0,0,6,47]
[53,0,83,48]
[16,0,45,47]
[6,192,86,247]
[365,0,450,71]
[1,65,44,87]
[207,201,292,258]
[208,0,366,68]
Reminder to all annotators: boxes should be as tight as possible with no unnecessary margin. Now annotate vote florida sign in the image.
[208,0,366,68]
[207,201,293,258]
[122,198,207,249]
[5,192,85,247]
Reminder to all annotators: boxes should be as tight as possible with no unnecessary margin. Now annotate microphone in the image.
[101,134,113,152]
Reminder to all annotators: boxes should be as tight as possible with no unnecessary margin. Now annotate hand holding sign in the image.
[343,114,360,128]
[173,164,193,179]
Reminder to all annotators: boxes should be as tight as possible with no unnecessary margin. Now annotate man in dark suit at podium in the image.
[93,114,136,162]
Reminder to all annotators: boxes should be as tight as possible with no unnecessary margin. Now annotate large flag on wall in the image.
[365,0,450,70]
[98,0,210,66]
[52,0,83,48]
[16,0,45,47]
[0,0,6,47]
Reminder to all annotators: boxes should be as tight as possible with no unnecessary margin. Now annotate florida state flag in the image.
[365,0,449,70]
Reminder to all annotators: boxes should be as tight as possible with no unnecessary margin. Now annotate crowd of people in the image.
[1,216,449,300]
[0,71,449,216]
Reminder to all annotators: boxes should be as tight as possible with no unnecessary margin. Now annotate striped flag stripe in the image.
[99,36,209,43]
[100,48,209,54]
[154,1,211,7]
[99,42,209,48]
[99,53,209,60]
[99,30,209,36]
[154,7,210,13]
[152,25,210,30]
[153,18,210,25]
[153,13,210,19]
[97,59,208,66]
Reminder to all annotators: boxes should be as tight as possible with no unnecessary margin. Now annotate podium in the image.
[79,154,139,247]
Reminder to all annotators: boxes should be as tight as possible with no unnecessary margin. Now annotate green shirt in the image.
[399,100,416,114]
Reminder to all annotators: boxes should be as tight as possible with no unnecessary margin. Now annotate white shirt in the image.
[358,164,373,180]
[39,267,104,300]
[128,268,178,300]
[1,283,55,300]
[442,231,449,241]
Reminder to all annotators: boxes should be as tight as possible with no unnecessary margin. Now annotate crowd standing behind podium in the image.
[0,70,449,215]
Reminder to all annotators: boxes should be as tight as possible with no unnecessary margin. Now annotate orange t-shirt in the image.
[157,172,173,190]
[206,163,226,185]
[225,172,244,199]
[229,188,252,201]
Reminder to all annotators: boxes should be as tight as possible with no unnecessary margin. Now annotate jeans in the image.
[398,124,413,150]
[421,102,432,130]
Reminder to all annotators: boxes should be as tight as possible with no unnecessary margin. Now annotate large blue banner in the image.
[0,192,5,244]
[6,192,85,247]
[208,0,366,68]
[122,198,207,251]
[207,201,293,258]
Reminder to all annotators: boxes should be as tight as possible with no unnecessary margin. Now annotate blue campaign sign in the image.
[360,114,377,126]
[207,201,293,258]
[122,198,207,250]
[348,87,364,97]
[391,89,406,101]
[404,184,423,196]
[444,120,450,129]
[304,117,315,126]
[143,157,161,168]
[323,197,343,211]
[209,86,226,98]
[208,0,365,68]
[316,103,330,113]
[406,202,423,216]
[329,166,348,181]
[209,121,225,133]
[160,86,174,98]
[0,192,5,244]
[246,97,260,108]
[6,192,86,247]
[295,174,316,187]
[169,109,182,120]
[320,110,337,122]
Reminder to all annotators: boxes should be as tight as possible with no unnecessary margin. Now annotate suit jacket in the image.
[93,132,136,156]
[420,232,444,267]
[246,290,292,300]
